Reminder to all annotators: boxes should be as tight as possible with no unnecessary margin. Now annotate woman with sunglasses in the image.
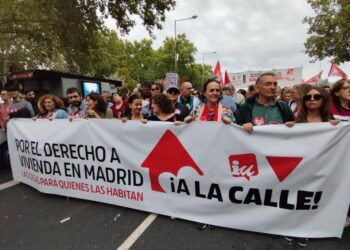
[284,86,339,247]
[329,78,350,121]
[296,86,339,125]
[194,78,235,124]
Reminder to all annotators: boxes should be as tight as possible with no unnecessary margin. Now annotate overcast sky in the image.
[106,0,349,81]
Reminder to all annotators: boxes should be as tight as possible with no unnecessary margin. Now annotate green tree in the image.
[115,67,137,90]
[91,31,125,78]
[154,37,175,78]
[106,0,176,35]
[304,0,350,63]
[0,0,176,74]
[127,39,157,81]
[0,0,102,73]
[155,34,202,86]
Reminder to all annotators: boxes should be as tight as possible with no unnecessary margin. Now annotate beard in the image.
[26,97,35,103]
[71,100,81,107]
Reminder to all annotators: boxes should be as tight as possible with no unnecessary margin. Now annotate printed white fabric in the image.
[7,119,350,238]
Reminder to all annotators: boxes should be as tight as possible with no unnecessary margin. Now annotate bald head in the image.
[180,82,193,98]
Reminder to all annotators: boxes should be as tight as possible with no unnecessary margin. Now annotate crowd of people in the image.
[1,73,350,246]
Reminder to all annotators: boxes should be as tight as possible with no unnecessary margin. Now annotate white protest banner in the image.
[230,67,303,89]
[7,119,350,238]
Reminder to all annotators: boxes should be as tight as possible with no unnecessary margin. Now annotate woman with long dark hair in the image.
[293,85,340,125]
[86,93,113,119]
[284,85,339,246]
[296,86,334,123]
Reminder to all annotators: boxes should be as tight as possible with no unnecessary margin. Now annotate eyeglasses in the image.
[303,94,323,102]
[209,111,214,121]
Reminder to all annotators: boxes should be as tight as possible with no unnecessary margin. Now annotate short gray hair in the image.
[255,72,276,85]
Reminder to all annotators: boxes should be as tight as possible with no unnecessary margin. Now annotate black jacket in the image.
[236,95,294,125]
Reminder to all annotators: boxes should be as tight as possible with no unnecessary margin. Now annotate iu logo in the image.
[228,154,259,180]
[253,116,265,126]
[141,130,203,192]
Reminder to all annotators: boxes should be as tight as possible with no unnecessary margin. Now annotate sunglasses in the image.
[303,94,323,101]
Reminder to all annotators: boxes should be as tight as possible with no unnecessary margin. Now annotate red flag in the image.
[224,70,231,85]
[305,70,323,84]
[328,64,347,78]
[213,60,223,84]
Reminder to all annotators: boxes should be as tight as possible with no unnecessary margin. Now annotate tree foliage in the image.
[304,0,350,63]
[155,34,205,88]
[0,0,207,90]
[106,0,176,35]
[0,0,176,74]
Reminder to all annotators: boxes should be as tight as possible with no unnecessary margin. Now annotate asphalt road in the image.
[1,167,349,250]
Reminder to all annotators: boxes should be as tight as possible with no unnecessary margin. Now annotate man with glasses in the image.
[151,83,163,97]
[0,89,12,130]
[66,87,87,118]
[178,81,200,112]
[237,72,294,133]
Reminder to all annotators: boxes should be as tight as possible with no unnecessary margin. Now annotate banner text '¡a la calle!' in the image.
[170,178,323,211]
[15,139,143,186]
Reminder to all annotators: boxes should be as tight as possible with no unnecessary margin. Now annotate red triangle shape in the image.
[142,130,203,192]
[266,156,303,182]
